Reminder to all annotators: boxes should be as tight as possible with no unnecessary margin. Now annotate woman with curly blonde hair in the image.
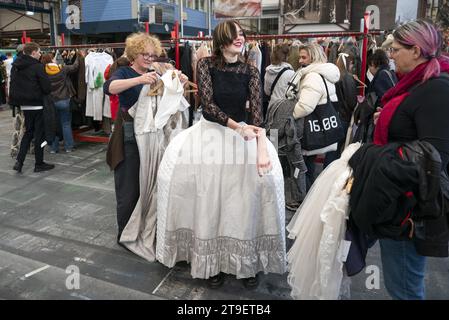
[104,32,187,252]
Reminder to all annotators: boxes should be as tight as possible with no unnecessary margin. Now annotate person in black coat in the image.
[366,49,397,107]
[9,42,54,173]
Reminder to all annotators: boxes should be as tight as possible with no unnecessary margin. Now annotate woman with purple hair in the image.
[373,20,449,299]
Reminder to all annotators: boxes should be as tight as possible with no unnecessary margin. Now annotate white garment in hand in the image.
[154,71,189,130]
[287,142,361,300]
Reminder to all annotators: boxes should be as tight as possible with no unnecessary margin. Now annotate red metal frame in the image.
[73,127,109,144]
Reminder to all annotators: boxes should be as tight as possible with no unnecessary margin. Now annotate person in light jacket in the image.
[292,43,340,189]
[263,43,295,108]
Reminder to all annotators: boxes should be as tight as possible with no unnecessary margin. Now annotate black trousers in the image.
[16,109,45,165]
[114,135,140,239]
[304,155,316,192]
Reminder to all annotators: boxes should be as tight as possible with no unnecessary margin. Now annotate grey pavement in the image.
[0,108,448,300]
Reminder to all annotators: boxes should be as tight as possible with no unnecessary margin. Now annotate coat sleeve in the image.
[374,70,395,101]
[293,72,324,119]
[37,64,51,95]
[63,54,80,75]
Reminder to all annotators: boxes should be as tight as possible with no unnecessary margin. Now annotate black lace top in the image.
[197,57,262,127]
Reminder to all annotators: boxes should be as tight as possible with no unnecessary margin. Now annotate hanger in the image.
[352,74,367,88]
[184,80,198,94]
[147,70,177,96]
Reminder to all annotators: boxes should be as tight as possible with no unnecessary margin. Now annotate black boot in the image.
[208,272,225,289]
[13,161,23,173]
[242,274,259,289]
[34,162,55,172]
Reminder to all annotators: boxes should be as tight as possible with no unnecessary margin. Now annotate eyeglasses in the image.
[140,53,158,60]
[389,45,413,54]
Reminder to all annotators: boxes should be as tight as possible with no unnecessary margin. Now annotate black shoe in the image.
[208,272,225,289]
[286,202,301,211]
[242,274,259,289]
[34,162,55,172]
[13,161,23,173]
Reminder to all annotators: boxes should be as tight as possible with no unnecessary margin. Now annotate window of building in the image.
[184,0,195,10]
[195,0,206,11]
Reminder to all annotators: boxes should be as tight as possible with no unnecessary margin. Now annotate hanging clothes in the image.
[286,142,361,300]
[119,71,189,261]
[181,42,193,82]
[85,51,113,121]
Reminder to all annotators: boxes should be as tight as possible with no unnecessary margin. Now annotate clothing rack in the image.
[43,16,382,144]
[42,41,173,144]
[172,15,382,97]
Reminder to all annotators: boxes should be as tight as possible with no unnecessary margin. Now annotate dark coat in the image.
[367,65,397,107]
[335,73,358,122]
[349,142,420,240]
[349,141,449,257]
[47,56,79,101]
[9,55,51,106]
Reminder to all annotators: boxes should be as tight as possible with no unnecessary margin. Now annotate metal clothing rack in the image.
[172,12,381,97]
[43,13,381,143]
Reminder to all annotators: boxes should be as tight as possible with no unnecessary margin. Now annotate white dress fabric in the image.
[119,72,189,261]
[156,117,287,279]
[286,142,361,300]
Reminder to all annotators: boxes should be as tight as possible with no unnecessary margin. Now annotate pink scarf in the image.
[374,58,449,145]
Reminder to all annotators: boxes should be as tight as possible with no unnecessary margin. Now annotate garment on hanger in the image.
[287,142,361,300]
[181,42,193,83]
[119,72,189,261]
[85,51,113,121]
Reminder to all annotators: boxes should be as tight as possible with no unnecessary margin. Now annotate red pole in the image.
[175,20,180,70]
[22,31,27,44]
[61,33,65,46]
[145,22,150,34]
[359,12,370,97]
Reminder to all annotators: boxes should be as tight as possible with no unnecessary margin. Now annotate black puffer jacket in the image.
[9,55,51,106]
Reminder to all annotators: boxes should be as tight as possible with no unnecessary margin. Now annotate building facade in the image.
[58,0,219,44]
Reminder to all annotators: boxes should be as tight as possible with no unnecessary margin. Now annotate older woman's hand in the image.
[174,70,188,84]
[138,71,158,85]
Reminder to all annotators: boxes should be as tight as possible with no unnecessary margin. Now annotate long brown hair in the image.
[212,20,246,67]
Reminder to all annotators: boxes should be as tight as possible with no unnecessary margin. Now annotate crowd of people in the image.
[3,18,449,300]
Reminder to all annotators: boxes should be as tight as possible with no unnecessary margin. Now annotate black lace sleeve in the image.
[197,57,229,126]
[248,65,263,127]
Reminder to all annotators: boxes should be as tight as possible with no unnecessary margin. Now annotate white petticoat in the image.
[156,117,287,279]
[286,142,361,299]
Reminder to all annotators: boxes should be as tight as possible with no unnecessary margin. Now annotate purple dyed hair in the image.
[393,19,449,81]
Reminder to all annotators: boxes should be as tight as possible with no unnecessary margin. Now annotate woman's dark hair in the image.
[40,53,54,64]
[212,20,246,67]
[367,49,389,68]
[270,43,290,65]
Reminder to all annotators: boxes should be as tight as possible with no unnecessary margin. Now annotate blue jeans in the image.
[52,98,74,152]
[379,238,427,300]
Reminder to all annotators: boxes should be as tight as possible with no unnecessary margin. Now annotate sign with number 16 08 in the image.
[308,116,339,132]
